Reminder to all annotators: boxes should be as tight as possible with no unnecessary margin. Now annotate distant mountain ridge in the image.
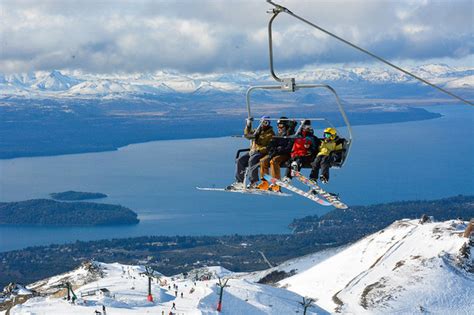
[1,64,472,99]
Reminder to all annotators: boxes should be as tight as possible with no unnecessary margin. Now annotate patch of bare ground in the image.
[360,278,396,310]
[1,295,30,315]
[392,260,405,271]
[332,289,344,313]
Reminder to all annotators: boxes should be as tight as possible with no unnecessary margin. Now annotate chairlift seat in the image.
[330,138,349,168]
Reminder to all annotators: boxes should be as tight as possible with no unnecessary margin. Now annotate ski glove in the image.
[246,117,254,127]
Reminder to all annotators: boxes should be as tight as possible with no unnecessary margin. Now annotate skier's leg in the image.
[248,152,263,183]
[235,153,250,182]
[271,155,289,179]
[257,155,271,190]
[295,157,303,172]
[310,155,322,179]
[259,155,271,180]
[320,155,331,181]
[285,158,294,178]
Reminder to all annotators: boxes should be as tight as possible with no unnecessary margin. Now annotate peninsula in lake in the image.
[50,191,108,201]
[0,199,139,226]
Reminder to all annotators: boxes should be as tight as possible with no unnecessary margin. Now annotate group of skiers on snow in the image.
[228,116,344,192]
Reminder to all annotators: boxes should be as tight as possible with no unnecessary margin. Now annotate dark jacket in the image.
[268,136,293,158]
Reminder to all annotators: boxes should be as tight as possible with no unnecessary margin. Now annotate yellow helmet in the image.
[323,127,337,140]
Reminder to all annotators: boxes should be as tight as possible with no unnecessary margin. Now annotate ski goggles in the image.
[261,120,270,127]
[324,132,333,139]
[277,123,286,128]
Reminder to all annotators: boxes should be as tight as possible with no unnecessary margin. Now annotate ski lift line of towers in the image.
[61,267,319,314]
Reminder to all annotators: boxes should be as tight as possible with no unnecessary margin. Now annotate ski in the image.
[291,171,349,209]
[196,187,292,197]
[263,175,331,206]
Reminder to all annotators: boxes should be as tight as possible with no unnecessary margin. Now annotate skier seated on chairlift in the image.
[257,116,296,192]
[284,123,317,180]
[227,116,274,190]
[309,127,343,184]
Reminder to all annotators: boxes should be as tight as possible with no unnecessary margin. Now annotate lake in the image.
[0,105,473,252]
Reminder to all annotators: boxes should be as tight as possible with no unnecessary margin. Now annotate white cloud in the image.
[0,0,472,74]
[403,24,431,35]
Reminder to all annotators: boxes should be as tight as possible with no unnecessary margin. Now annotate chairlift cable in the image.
[266,0,473,106]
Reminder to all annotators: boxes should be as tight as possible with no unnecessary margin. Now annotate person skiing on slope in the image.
[227,116,274,190]
[309,127,343,183]
[257,117,295,192]
[284,124,316,179]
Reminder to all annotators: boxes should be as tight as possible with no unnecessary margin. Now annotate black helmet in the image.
[287,120,297,133]
[277,116,289,128]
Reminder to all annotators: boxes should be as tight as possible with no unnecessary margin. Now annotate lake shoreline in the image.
[0,109,442,161]
[0,199,139,226]
[1,195,472,287]
[1,105,471,253]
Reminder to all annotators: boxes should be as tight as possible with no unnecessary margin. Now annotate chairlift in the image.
[237,3,354,182]
[199,0,469,209]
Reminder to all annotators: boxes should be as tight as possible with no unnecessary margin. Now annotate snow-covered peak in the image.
[279,219,473,314]
[32,70,81,91]
[444,75,474,89]
[415,63,454,75]
[0,73,37,86]
[192,81,240,94]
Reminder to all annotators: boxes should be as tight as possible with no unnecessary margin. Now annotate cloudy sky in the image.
[0,0,472,74]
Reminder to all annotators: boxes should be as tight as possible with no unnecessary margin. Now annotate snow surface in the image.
[10,262,324,315]
[6,219,473,314]
[280,219,474,314]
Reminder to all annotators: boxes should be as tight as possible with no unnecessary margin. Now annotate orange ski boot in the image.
[257,179,270,190]
[270,184,281,193]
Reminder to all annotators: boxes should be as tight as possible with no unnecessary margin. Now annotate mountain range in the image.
[1,64,472,100]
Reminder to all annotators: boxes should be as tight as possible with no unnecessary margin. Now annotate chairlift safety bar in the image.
[245,84,353,163]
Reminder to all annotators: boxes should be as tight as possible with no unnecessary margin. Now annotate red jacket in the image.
[291,137,313,158]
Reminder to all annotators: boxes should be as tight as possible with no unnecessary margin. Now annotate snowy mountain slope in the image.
[5,262,325,315]
[444,75,474,89]
[279,219,474,314]
[239,246,347,284]
[3,219,472,314]
[0,64,471,99]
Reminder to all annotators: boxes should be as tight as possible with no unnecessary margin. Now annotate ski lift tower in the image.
[139,266,161,302]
